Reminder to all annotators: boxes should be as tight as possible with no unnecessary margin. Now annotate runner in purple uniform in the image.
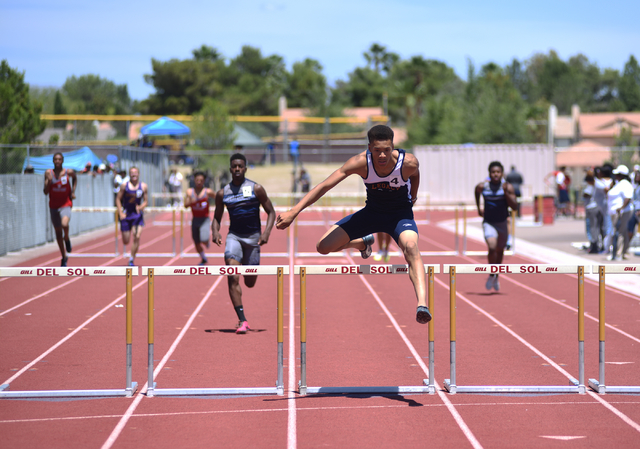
[116,166,148,266]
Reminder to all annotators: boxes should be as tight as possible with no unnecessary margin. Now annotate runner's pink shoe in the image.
[236,321,251,334]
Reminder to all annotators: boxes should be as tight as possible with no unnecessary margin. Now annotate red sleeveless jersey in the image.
[189,189,210,218]
[48,169,73,209]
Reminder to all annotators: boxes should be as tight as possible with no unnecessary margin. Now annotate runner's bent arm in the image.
[210,189,224,246]
[184,188,194,208]
[255,184,276,245]
[43,170,51,195]
[503,182,518,210]
[116,184,126,218]
[403,154,420,204]
[276,153,367,229]
[69,169,77,200]
[474,183,484,217]
[137,183,148,213]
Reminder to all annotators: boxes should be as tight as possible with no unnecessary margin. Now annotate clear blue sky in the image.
[2,0,639,101]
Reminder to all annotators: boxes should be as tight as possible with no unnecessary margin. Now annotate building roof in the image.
[579,112,640,138]
[555,139,611,167]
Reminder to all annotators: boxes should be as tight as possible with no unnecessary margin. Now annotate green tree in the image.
[53,90,67,129]
[619,55,640,111]
[224,46,287,115]
[0,60,46,144]
[63,74,131,137]
[191,98,236,149]
[465,63,529,143]
[286,58,327,109]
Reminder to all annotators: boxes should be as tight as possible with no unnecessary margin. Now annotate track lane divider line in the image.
[342,252,483,449]
[287,225,297,449]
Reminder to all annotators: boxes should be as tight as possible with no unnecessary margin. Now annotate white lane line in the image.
[1,245,193,386]
[101,269,222,449]
[343,253,483,449]
[287,227,297,449]
[0,229,175,317]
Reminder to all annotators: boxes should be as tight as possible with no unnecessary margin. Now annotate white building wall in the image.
[413,144,555,204]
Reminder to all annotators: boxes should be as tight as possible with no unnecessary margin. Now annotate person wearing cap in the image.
[605,165,634,260]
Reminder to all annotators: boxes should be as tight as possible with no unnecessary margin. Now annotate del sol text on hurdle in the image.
[24,268,108,276]
[177,267,259,275]
[474,266,559,274]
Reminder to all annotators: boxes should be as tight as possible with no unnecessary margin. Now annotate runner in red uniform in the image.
[43,152,77,267]
[184,171,215,265]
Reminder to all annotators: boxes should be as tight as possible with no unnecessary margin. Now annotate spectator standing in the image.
[298,167,311,193]
[168,169,183,206]
[627,170,640,252]
[583,172,600,253]
[289,138,300,167]
[605,165,634,260]
[505,165,523,217]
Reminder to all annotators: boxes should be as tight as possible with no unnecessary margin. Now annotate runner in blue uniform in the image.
[116,166,148,266]
[276,125,431,324]
[211,154,276,334]
[474,161,518,291]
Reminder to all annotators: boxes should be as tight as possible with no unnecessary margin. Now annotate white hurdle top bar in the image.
[443,264,588,274]
[141,265,288,276]
[294,264,440,275]
[0,267,138,277]
[593,264,640,274]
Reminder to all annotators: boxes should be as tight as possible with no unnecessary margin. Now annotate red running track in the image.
[1,209,640,448]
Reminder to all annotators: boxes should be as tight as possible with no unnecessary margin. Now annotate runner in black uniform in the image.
[276,125,431,324]
[474,161,518,291]
[211,154,276,334]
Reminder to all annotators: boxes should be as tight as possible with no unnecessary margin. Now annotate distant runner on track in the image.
[116,166,148,266]
[43,152,77,267]
[184,171,215,265]
[211,154,276,334]
[474,161,518,291]
[276,124,432,324]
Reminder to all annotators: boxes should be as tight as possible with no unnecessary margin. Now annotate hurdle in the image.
[142,265,286,396]
[589,264,640,394]
[443,264,587,394]
[296,263,438,395]
[0,266,138,398]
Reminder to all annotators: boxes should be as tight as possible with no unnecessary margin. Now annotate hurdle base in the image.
[149,387,281,396]
[589,379,640,394]
[299,384,434,396]
[0,382,138,399]
[444,379,585,394]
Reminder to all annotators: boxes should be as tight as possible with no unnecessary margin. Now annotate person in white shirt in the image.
[582,172,600,253]
[605,165,634,260]
[597,165,614,254]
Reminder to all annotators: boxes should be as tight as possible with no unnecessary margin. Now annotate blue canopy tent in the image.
[23,147,103,174]
[140,117,191,136]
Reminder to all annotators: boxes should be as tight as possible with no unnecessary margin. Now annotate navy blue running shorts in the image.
[336,206,418,243]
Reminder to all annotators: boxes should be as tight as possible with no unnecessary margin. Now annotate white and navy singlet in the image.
[481,179,509,223]
[363,149,412,211]
[223,179,261,235]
